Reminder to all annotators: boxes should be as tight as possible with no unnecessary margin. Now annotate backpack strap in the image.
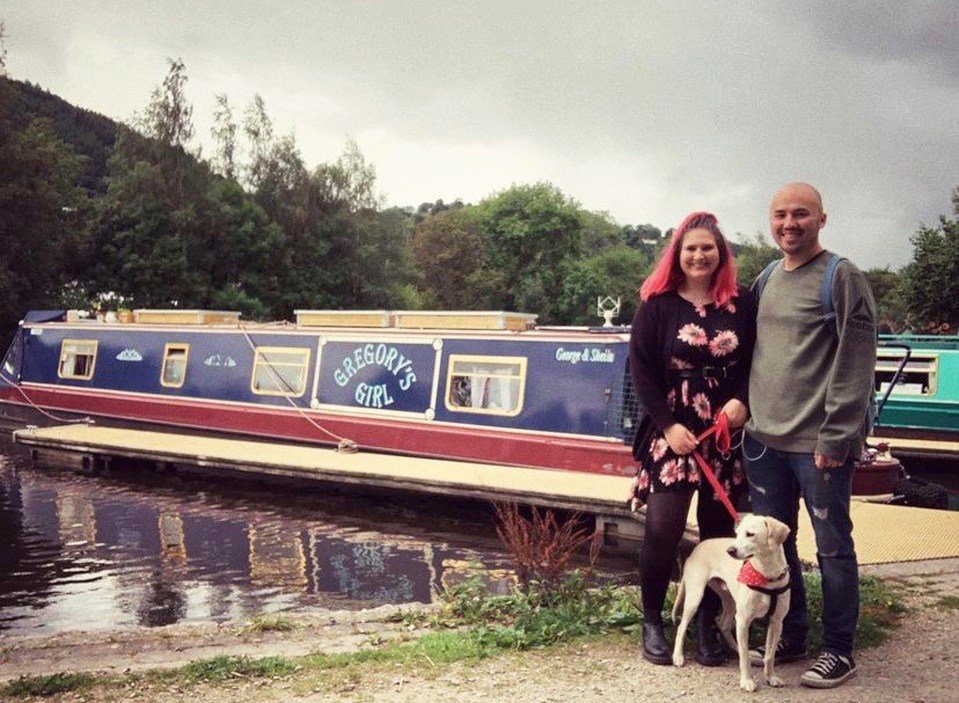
[820,253,845,330]
[754,259,781,299]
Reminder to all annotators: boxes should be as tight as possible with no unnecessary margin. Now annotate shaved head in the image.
[773,182,824,214]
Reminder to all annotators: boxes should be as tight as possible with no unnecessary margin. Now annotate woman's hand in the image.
[664,423,698,455]
[720,398,749,429]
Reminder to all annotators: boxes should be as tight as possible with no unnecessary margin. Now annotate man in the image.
[742,182,876,688]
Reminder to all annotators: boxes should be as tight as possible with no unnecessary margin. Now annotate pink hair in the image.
[639,211,739,306]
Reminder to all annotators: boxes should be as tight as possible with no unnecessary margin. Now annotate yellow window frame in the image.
[444,354,528,417]
[251,346,311,397]
[160,343,190,388]
[57,339,98,380]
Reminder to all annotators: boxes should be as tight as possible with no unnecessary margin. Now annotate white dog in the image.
[671,514,792,692]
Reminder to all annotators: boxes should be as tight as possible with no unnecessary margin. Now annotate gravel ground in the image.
[2,560,957,703]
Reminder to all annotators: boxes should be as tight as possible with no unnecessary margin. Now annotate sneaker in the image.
[748,638,808,667]
[800,652,857,689]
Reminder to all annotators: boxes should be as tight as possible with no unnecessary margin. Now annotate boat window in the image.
[58,339,98,380]
[875,352,938,396]
[161,344,189,388]
[251,347,311,397]
[445,355,527,416]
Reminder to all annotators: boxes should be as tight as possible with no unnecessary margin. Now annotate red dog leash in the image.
[693,411,740,523]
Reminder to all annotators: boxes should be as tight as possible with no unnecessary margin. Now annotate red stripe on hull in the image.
[1,387,637,477]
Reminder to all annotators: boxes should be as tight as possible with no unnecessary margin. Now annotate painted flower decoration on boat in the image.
[708,330,739,357]
[677,323,708,347]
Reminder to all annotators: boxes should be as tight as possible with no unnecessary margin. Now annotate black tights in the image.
[640,489,735,625]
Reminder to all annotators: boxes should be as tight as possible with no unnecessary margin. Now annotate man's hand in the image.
[721,398,749,429]
[814,454,844,469]
[664,423,698,455]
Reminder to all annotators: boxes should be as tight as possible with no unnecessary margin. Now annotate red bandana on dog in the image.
[737,560,784,587]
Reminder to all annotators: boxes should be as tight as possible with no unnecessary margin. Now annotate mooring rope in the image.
[0,371,95,426]
[237,322,358,453]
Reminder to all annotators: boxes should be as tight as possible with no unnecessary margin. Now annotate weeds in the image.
[1,672,96,698]
[439,570,641,651]
[934,594,959,610]
[492,502,599,588]
[743,573,905,651]
[244,614,296,633]
[180,655,298,683]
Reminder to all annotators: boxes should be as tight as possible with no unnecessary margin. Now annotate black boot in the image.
[642,621,672,665]
[695,614,725,666]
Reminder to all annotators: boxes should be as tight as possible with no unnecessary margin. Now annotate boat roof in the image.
[22,309,633,342]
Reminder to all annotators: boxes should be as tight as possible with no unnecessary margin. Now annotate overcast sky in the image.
[3,1,957,269]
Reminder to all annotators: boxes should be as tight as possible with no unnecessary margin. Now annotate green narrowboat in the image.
[874,335,959,439]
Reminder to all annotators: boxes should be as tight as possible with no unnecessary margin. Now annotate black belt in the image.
[671,366,729,379]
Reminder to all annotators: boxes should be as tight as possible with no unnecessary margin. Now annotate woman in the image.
[629,211,755,666]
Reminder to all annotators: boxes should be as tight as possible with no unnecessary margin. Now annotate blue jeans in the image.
[743,433,859,657]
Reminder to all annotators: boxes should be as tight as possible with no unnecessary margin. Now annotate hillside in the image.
[3,76,117,193]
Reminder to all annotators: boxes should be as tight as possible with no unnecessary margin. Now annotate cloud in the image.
[4,0,957,269]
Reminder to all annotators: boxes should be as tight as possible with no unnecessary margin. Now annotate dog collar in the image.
[737,560,789,587]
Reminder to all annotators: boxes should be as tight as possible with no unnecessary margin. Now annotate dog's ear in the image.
[764,517,791,544]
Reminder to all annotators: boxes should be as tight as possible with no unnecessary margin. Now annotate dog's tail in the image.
[671,580,685,624]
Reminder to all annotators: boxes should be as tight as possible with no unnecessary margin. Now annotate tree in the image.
[413,198,464,224]
[622,223,663,250]
[0,83,87,332]
[0,21,7,74]
[733,232,780,285]
[311,137,382,214]
[558,245,651,325]
[864,268,906,330]
[210,94,238,180]
[473,183,585,322]
[87,60,287,319]
[579,210,623,254]
[137,58,194,151]
[242,94,275,190]
[411,207,484,308]
[897,207,959,332]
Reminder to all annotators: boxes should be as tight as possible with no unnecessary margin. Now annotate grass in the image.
[0,571,908,700]
[243,614,296,633]
[179,654,299,683]
[724,572,907,652]
[0,672,96,698]
[935,594,959,610]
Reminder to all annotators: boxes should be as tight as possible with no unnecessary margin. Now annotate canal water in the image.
[3,431,952,638]
[0,437,520,636]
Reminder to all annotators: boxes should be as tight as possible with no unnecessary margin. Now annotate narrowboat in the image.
[1,310,951,500]
[0,309,641,480]
[873,335,959,441]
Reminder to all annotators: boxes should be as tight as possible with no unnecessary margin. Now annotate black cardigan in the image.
[628,286,756,433]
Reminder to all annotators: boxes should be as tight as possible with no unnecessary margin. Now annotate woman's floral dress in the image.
[634,297,748,504]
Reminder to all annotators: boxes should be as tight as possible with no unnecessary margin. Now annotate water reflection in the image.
[0,437,510,635]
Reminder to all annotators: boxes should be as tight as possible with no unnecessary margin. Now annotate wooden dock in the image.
[871,434,959,461]
[12,423,635,514]
[13,424,959,565]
